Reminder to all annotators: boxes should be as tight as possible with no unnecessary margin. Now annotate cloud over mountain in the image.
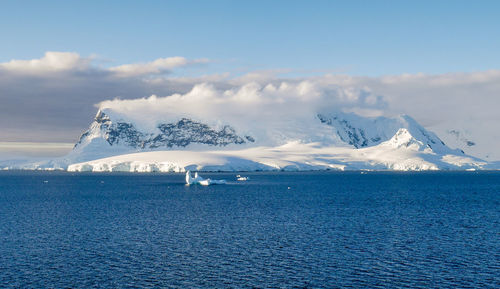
[97,81,387,125]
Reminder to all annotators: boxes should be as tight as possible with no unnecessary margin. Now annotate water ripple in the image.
[0,171,499,288]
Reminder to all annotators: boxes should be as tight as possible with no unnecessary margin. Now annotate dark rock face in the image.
[151,118,247,148]
[317,114,374,148]
[107,122,145,148]
[75,111,253,149]
[317,113,450,153]
[418,127,437,145]
[74,110,113,148]
[448,130,476,147]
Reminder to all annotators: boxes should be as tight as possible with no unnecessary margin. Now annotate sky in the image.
[0,0,499,160]
[2,0,500,75]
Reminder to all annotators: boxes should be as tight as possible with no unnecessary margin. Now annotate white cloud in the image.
[0,51,91,74]
[0,52,210,77]
[108,56,210,77]
[97,80,383,118]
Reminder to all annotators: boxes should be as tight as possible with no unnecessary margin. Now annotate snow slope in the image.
[67,130,488,172]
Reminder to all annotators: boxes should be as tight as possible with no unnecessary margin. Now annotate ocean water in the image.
[0,171,498,288]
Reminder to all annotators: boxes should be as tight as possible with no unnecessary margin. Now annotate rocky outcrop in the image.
[75,110,254,150]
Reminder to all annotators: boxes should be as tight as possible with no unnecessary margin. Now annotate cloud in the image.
[0,51,91,74]
[98,81,386,120]
[108,57,210,77]
[0,52,210,77]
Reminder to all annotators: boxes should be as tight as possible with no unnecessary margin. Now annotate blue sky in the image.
[1,0,499,76]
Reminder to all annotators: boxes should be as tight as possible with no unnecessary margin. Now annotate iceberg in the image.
[236,174,250,181]
[185,170,226,186]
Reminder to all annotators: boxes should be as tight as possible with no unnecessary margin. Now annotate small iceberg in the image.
[236,174,250,181]
[185,170,226,186]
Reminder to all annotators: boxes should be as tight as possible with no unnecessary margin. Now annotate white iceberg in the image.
[185,170,226,186]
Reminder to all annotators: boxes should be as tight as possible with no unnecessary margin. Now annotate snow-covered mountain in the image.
[73,109,456,155]
[74,110,255,150]
[317,113,453,154]
[49,107,490,172]
[66,109,256,163]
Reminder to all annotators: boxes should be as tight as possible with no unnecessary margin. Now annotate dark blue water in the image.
[0,171,499,288]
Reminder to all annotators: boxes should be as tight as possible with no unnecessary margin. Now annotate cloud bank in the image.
[0,51,499,160]
[98,81,386,124]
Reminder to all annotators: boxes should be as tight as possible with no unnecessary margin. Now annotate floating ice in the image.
[236,174,250,181]
[185,170,226,186]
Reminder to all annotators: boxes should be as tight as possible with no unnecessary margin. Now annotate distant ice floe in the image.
[236,174,250,181]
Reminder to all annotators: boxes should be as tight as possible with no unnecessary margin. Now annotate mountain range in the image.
[26,107,487,172]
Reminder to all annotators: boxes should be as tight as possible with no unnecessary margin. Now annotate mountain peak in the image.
[316,112,450,152]
[393,128,413,141]
[383,128,430,151]
[73,111,255,155]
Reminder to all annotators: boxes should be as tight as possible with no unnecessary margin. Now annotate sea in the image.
[0,171,498,288]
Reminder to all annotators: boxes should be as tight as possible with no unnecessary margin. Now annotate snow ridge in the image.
[384,128,430,151]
